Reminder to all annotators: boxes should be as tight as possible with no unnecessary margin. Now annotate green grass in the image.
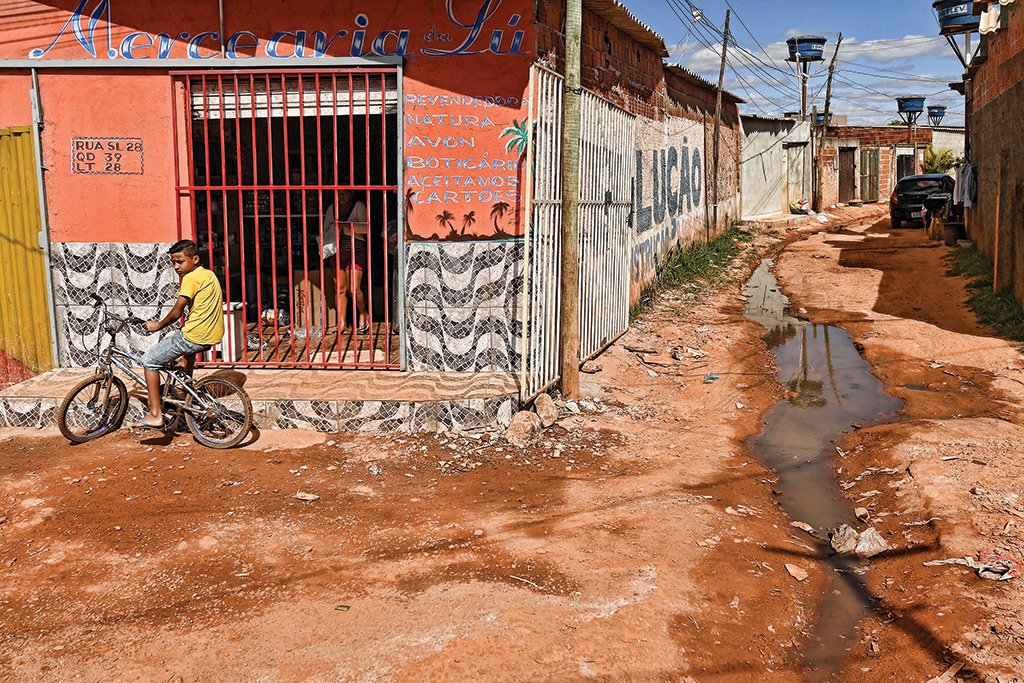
[947,245,1024,344]
[630,222,757,319]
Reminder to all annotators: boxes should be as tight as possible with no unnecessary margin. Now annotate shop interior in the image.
[184,73,400,368]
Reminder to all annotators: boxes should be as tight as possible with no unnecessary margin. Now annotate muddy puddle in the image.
[744,259,903,681]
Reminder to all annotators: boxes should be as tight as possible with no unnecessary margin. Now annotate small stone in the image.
[790,521,815,535]
[534,393,560,428]
[970,486,987,496]
[504,411,542,448]
[785,564,809,582]
[565,401,580,414]
[579,399,596,412]
[855,507,870,522]
[581,360,602,374]
[173,490,182,495]
[473,529,484,537]
[293,491,320,502]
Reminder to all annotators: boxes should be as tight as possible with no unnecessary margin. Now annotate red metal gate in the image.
[171,69,400,369]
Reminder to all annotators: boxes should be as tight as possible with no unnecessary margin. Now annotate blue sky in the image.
[622,0,967,125]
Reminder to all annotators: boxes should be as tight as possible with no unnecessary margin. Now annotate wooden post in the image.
[711,10,730,240]
[812,105,819,211]
[559,0,582,400]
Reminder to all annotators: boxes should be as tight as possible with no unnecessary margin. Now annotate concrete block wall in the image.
[970,3,1024,303]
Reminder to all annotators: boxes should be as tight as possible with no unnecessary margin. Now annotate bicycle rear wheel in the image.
[56,374,129,443]
[184,377,253,449]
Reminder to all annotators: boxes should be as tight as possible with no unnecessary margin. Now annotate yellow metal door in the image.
[0,126,54,375]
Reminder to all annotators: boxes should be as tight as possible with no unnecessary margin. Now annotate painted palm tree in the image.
[490,201,510,236]
[500,119,530,157]
[404,188,416,217]
[461,211,476,236]
[436,210,456,237]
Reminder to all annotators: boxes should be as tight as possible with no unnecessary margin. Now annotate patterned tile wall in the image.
[51,243,179,367]
[405,241,524,373]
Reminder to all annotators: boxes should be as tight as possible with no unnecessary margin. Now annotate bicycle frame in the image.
[89,297,212,415]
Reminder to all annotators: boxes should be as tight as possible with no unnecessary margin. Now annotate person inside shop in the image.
[134,239,224,430]
[321,189,370,334]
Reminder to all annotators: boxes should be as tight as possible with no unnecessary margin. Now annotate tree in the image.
[436,210,455,236]
[921,145,959,174]
[461,211,476,235]
[490,201,510,234]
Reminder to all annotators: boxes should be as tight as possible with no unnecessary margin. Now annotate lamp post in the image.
[897,96,926,175]
[928,105,947,127]
[786,35,826,120]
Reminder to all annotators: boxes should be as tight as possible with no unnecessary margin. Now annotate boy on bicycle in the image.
[134,239,224,429]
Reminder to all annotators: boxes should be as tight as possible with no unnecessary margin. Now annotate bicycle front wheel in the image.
[184,377,253,449]
[56,374,129,444]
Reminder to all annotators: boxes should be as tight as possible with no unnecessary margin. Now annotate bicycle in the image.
[56,294,253,449]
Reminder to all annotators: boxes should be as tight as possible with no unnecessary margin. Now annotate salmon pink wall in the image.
[0,75,33,128]
[0,0,535,242]
[39,72,179,243]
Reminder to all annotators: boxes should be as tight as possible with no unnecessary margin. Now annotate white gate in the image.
[520,67,636,400]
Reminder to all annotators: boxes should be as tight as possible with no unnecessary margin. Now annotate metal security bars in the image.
[171,69,401,369]
[520,67,636,400]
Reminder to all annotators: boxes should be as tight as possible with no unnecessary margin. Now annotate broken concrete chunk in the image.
[855,507,870,522]
[855,527,889,558]
[581,360,602,374]
[785,564,809,581]
[533,393,559,428]
[504,411,542,448]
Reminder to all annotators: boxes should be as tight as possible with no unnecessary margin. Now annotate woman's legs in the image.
[348,266,368,330]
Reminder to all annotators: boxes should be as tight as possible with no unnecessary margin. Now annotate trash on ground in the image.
[703,373,720,384]
[923,550,1022,581]
[830,525,859,555]
[854,528,889,558]
[925,662,964,683]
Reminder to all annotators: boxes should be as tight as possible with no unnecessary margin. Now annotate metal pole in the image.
[29,68,60,369]
[801,62,809,120]
[811,105,819,211]
[559,0,582,400]
[711,10,730,239]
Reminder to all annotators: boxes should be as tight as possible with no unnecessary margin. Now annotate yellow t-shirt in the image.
[179,266,224,346]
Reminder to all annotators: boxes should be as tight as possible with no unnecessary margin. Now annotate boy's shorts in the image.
[141,329,211,370]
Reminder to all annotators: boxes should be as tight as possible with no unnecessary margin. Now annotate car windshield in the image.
[898,179,945,193]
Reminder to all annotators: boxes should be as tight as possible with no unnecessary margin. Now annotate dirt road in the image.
[2,207,1022,682]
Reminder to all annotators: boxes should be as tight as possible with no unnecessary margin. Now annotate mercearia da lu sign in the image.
[28,0,528,60]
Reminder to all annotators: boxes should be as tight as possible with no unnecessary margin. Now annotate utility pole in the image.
[711,9,730,239]
[815,33,842,211]
[559,0,582,400]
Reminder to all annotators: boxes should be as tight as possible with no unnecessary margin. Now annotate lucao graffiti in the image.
[28,0,528,60]
[635,143,703,233]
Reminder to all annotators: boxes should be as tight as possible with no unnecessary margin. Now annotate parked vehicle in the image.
[889,174,955,229]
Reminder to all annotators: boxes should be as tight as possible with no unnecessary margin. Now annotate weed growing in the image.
[947,245,1024,344]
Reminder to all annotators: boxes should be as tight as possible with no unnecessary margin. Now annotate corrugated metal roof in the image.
[664,63,745,103]
[584,0,669,57]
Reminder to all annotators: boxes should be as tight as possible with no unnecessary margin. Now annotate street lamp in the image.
[928,105,947,127]
[786,35,826,121]
[897,96,926,174]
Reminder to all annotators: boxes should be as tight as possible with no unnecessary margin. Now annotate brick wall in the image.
[974,4,1024,111]
[970,3,1024,303]
[826,126,933,148]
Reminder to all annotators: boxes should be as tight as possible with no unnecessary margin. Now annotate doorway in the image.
[839,147,857,204]
[173,70,401,369]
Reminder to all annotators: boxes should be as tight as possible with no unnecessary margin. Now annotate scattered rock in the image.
[625,344,658,354]
[473,529,484,537]
[970,486,987,496]
[564,401,580,414]
[504,411,542,448]
[534,393,559,428]
[790,521,815,535]
[293,491,320,502]
[0,517,7,526]
[855,528,889,558]
[581,360,602,374]
[785,564,809,582]
[367,463,382,476]
[855,507,871,522]
[579,399,596,412]
[641,353,676,367]
[830,524,859,555]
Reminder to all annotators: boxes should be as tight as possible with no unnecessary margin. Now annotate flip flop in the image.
[357,322,370,334]
[130,420,165,431]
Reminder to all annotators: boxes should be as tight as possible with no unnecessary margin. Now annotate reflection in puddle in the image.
[744,260,903,681]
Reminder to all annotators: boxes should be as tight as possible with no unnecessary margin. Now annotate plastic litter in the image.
[924,550,1021,581]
